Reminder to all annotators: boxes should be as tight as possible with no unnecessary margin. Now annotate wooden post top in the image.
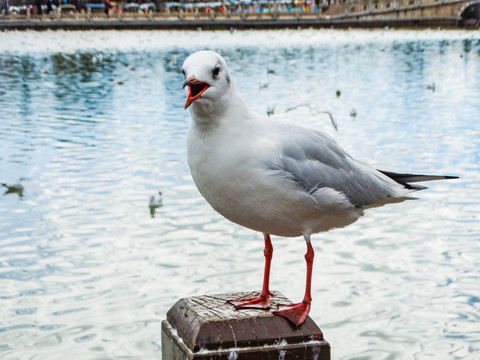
[162,291,330,359]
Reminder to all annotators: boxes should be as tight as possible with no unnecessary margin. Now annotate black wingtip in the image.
[378,170,459,190]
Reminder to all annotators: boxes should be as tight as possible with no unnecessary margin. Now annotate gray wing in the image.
[274,128,401,207]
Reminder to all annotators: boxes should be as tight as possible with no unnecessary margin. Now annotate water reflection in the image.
[0,30,479,359]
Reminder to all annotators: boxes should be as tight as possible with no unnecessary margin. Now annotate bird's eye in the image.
[212,66,220,77]
[182,69,186,77]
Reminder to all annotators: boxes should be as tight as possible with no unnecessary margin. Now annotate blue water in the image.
[0,30,479,359]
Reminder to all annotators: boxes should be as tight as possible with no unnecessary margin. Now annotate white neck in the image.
[189,83,253,129]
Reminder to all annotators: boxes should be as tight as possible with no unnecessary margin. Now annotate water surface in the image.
[0,29,479,359]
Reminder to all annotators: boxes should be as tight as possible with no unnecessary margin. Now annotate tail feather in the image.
[378,170,459,190]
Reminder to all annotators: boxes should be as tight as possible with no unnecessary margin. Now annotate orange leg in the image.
[274,238,314,326]
[228,234,273,310]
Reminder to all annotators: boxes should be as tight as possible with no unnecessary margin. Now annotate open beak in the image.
[183,77,210,109]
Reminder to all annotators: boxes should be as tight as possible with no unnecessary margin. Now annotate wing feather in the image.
[276,128,405,207]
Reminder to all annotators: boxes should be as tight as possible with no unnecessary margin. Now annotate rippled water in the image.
[0,29,479,359]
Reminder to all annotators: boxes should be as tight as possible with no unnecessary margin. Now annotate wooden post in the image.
[162,291,330,360]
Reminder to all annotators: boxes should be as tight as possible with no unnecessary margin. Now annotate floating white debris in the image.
[285,103,338,131]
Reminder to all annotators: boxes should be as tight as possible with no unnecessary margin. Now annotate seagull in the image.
[149,191,163,208]
[181,50,458,327]
[149,191,163,216]
[2,178,24,196]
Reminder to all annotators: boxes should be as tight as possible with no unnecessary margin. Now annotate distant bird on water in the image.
[149,191,163,216]
[2,178,24,196]
[181,50,458,327]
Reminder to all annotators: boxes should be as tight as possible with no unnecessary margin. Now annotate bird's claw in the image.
[273,301,311,327]
[228,295,271,310]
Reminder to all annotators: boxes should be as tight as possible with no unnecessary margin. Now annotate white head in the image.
[182,51,237,119]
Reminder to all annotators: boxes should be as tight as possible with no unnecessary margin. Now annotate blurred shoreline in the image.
[0,11,472,30]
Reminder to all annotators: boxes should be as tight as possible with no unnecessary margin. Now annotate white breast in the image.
[187,120,362,237]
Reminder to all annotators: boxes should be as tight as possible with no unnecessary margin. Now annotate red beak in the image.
[183,77,210,109]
